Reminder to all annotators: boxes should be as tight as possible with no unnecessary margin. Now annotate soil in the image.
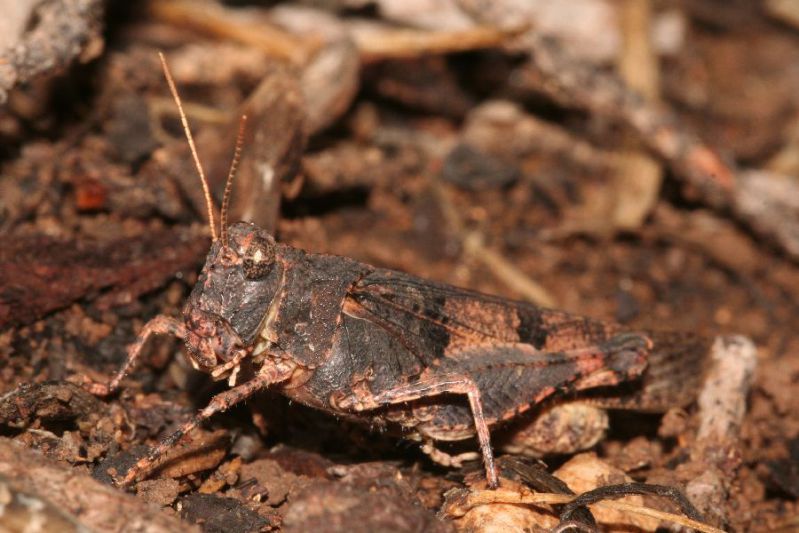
[1,1,798,531]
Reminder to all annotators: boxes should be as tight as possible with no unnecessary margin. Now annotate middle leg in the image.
[120,369,284,486]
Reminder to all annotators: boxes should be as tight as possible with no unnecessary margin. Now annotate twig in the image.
[685,336,757,525]
[505,30,799,262]
[149,0,521,66]
[611,0,662,230]
[445,487,725,533]
[695,336,757,445]
[150,96,233,126]
[147,0,315,65]
[462,231,556,307]
[559,482,703,523]
[349,21,526,63]
[511,33,735,207]
[433,180,557,307]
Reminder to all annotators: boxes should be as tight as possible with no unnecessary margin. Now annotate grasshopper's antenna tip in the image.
[158,51,218,241]
[220,114,248,247]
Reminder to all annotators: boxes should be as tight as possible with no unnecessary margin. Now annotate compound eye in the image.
[242,236,275,280]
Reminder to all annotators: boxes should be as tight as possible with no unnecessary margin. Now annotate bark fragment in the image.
[0,437,200,533]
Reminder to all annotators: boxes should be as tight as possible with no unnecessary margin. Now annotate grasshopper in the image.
[86,53,709,489]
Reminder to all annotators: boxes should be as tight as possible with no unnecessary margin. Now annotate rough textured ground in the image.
[1,1,798,531]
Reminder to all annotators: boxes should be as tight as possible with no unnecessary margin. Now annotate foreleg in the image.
[83,315,186,397]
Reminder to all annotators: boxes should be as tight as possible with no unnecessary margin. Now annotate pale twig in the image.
[148,0,522,65]
[148,0,315,65]
[149,96,233,126]
[349,22,527,63]
[611,0,662,231]
[448,488,725,533]
[462,231,556,307]
[432,180,556,307]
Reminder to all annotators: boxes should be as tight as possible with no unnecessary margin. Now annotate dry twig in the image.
[349,21,526,62]
[444,487,725,533]
[433,180,557,307]
[686,335,757,526]
[148,0,314,65]
[611,0,662,230]
[506,31,799,261]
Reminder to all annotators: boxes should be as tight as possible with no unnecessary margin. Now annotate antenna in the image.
[158,52,218,241]
[220,114,248,247]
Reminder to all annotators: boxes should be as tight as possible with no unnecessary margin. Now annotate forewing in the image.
[348,269,709,412]
[348,269,619,365]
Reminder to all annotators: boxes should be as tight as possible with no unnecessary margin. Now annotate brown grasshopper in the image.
[86,53,709,489]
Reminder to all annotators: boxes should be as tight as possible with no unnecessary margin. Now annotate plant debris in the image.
[1,1,797,531]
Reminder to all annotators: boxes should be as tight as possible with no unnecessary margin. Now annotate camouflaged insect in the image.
[85,54,710,489]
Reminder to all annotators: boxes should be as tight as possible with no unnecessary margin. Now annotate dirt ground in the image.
[1,1,799,531]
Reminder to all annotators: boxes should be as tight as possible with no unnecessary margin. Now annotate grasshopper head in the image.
[156,54,276,375]
[182,222,283,373]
